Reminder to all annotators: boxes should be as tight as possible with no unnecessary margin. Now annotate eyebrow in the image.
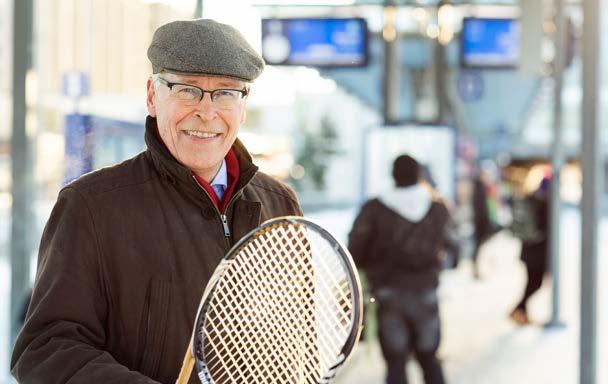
[171,77,243,89]
[216,80,242,87]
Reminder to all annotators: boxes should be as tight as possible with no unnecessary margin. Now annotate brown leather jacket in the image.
[11,117,302,383]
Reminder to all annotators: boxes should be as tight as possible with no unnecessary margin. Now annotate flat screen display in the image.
[262,18,368,67]
[461,17,520,68]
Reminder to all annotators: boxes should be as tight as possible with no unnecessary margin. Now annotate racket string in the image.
[195,223,357,384]
[204,226,317,382]
[207,256,309,382]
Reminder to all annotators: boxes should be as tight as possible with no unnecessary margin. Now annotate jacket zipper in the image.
[220,214,231,237]
[192,176,230,239]
[191,175,250,242]
[218,190,246,239]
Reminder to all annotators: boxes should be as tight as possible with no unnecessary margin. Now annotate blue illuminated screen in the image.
[461,17,520,68]
[262,18,368,67]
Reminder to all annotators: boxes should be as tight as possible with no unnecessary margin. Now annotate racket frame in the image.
[188,216,364,383]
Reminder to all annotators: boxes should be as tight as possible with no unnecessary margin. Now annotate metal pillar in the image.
[195,0,203,18]
[545,0,566,330]
[580,0,601,382]
[434,0,451,124]
[10,0,34,347]
[382,0,400,124]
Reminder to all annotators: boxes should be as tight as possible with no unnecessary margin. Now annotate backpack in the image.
[510,197,543,243]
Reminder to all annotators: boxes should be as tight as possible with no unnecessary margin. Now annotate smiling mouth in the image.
[184,130,220,139]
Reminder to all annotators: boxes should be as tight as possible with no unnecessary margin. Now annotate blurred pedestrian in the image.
[348,154,449,384]
[509,176,550,325]
[471,162,501,278]
[11,19,302,383]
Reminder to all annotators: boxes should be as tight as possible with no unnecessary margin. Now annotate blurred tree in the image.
[291,114,341,190]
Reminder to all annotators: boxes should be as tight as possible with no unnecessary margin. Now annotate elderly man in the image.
[11,19,302,383]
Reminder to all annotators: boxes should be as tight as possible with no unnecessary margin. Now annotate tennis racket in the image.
[176,216,363,384]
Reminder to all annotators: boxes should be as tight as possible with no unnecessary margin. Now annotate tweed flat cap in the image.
[148,19,265,82]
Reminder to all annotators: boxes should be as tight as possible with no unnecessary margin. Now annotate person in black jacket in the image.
[348,154,449,384]
[509,176,550,325]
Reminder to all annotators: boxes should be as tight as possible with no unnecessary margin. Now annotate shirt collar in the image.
[211,159,228,190]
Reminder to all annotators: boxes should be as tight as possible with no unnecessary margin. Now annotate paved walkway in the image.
[325,207,606,384]
[333,253,578,384]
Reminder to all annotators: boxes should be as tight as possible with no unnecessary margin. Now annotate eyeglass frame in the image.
[153,75,249,109]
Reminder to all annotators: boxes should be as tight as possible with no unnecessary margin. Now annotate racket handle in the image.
[175,338,195,384]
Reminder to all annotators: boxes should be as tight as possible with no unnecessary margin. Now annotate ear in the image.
[146,77,157,117]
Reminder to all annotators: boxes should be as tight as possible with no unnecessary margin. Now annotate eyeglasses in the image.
[154,76,248,110]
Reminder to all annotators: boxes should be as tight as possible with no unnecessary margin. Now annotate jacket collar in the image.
[144,115,258,194]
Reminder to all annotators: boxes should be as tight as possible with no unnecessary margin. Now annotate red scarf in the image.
[193,149,240,212]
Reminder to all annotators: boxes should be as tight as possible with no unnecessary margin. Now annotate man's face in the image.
[146,72,248,182]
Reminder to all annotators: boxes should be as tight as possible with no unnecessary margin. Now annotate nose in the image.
[195,93,217,120]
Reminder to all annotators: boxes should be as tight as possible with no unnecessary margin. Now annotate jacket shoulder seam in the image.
[66,175,160,197]
[248,180,299,205]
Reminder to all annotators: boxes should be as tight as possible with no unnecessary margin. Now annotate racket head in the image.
[191,216,363,384]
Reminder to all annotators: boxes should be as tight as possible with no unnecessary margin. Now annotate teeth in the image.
[186,131,219,139]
